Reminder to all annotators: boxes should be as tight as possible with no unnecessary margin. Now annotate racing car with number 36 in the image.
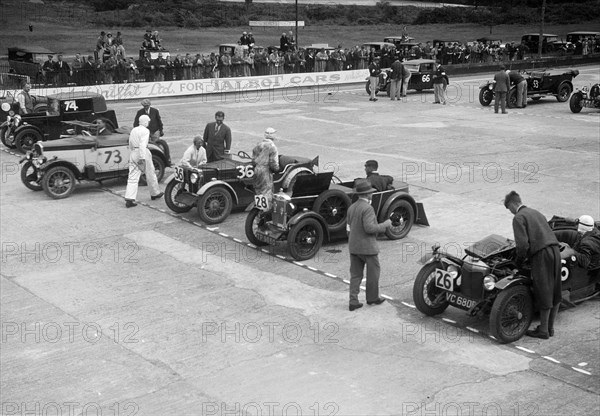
[413,217,600,344]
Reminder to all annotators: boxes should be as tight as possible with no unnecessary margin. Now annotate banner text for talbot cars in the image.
[30,70,369,102]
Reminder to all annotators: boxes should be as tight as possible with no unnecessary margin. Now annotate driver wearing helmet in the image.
[561,215,600,269]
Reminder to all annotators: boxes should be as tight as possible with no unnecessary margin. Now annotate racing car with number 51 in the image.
[164,153,318,224]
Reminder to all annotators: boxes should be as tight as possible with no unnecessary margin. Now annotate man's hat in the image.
[265,127,277,135]
[365,160,378,169]
[354,179,376,195]
[141,99,151,106]
[215,111,225,117]
[578,215,595,233]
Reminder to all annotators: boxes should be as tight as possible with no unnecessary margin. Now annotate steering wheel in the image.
[81,130,92,137]
[237,150,251,159]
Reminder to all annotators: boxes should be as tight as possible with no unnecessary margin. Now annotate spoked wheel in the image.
[288,217,324,261]
[385,199,414,240]
[42,166,76,199]
[140,154,166,185]
[312,189,351,233]
[557,82,572,102]
[164,180,192,213]
[0,126,16,149]
[245,207,269,246]
[489,285,534,344]
[197,186,232,224]
[15,129,42,153]
[412,262,450,316]
[569,92,583,113]
[20,161,42,191]
[507,90,518,109]
[479,88,493,106]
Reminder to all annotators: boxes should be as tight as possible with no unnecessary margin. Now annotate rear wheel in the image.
[42,166,76,199]
[556,82,572,102]
[20,161,42,191]
[141,154,165,184]
[164,179,192,213]
[569,92,583,113]
[507,89,517,109]
[312,189,351,233]
[288,217,324,261]
[197,186,232,224]
[412,262,449,316]
[1,126,16,148]
[15,129,42,153]
[489,285,533,344]
[245,208,269,246]
[365,81,371,95]
[385,199,414,240]
[479,88,493,106]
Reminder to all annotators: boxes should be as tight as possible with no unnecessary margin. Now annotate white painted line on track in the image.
[442,318,457,324]
[543,356,561,364]
[515,346,535,354]
[572,367,592,375]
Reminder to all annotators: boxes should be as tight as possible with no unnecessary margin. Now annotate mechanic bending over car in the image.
[507,70,528,108]
[363,160,394,192]
[561,215,600,269]
[180,136,207,169]
[252,127,279,206]
[504,190,561,340]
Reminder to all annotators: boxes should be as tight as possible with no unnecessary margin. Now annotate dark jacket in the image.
[134,107,163,135]
[347,198,388,255]
[366,172,393,192]
[390,60,403,80]
[512,206,558,261]
[573,228,600,269]
[368,61,381,77]
[203,122,232,163]
[494,70,511,92]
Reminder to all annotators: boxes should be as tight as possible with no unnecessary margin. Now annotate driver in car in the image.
[561,215,600,269]
[364,160,393,192]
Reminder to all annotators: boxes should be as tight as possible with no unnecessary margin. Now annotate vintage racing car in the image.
[164,153,318,224]
[479,68,578,108]
[20,121,168,199]
[365,59,436,96]
[413,217,600,344]
[569,83,600,113]
[1,92,118,153]
[1,92,48,148]
[245,174,428,261]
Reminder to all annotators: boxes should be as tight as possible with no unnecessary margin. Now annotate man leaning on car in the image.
[507,70,528,108]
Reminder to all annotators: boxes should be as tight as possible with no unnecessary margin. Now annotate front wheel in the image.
[312,189,351,233]
[412,262,450,316]
[42,165,76,199]
[245,207,269,246]
[385,199,414,240]
[20,161,42,191]
[365,81,372,95]
[489,285,533,344]
[556,82,572,102]
[288,217,324,261]
[569,92,584,113]
[197,186,233,224]
[164,179,192,213]
[15,129,42,153]
[479,87,493,106]
[1,126,16,149]
[507,89,518,109]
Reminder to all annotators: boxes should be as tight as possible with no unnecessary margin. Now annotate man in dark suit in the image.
[133,99,170,163]
[346,180,392,311]
[493,64,510,114]
[504,191,561,339]
[203,111,232,163]
[364,160,393,192]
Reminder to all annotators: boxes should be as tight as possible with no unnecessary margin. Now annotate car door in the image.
[93,143,129,175]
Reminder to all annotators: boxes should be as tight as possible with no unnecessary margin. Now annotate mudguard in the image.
[40,159,81,179]
[197,180,238,204]
[288,211,331,242]
[495,274,531,290]
[378,192,428,226]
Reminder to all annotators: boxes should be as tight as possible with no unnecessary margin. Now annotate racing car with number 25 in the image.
[164,153,318,224]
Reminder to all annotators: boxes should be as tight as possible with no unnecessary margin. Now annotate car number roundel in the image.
[236,165,254,179]
[421,74,431,82]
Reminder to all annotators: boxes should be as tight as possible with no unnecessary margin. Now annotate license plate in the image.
[174,166,184,182]
[445,293,477,310]
[257,232,277,245]
[434,268,455,292]
[254,194,270,211]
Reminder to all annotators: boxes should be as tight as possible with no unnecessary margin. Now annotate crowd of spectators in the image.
[31,30,600,87]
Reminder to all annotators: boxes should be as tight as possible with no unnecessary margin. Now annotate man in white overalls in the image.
[124,115,163,208]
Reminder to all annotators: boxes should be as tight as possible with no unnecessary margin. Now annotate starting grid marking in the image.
[1,147,594,378]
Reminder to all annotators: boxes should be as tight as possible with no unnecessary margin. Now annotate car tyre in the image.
[412,261,450,316]
[489,285,534,344]
[569,92,583,113]
[479,87,493,106]
[365,81,371,95]
[507,89,518,109]
[0,126,16,149]
[245,207,269,247]
[164,179,192,213]
[42,165,76,199]
[312,189,351,234]
[141,154,166,185]
[556,82,572,102]
[15,129,42,153]
[197,186,232,224]
[288,217,324,261]
[384,199,414,240]
[20,161,42,191]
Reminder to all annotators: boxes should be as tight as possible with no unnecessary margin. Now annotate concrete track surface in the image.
[1,65,599,415]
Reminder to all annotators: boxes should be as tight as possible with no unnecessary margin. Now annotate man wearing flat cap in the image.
[203,111,232,163]
[346,179,392,311]
[134,99,170,163]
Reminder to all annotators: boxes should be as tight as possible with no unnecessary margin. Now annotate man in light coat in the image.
[124,115,163,208]
[346,180,392,311]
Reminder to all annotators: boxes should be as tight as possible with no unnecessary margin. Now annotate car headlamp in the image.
[483,275,496,291]
[446,264,459,278]
[190,172,199,184]
[1,103,10,112]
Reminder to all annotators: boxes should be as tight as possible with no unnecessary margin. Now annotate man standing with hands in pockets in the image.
[203,111,232,163]
[347,179,392,311]
[124,115,163,208]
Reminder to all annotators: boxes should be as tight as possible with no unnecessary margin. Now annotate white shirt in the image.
[180,144,207,168]
[128,125,150,162]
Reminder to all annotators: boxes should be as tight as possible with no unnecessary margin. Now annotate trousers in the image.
[494,91,507,113]
[124,149,161,201]
[369,76,378,99]
[349,253,381,305]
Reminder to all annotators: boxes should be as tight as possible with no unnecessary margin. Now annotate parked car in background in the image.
[520,33,567,54]
[566,31,600,54]
[361,42,396,57]
[383,36,416,49]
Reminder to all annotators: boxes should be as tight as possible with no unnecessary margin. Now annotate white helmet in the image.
[578,215,595,234]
